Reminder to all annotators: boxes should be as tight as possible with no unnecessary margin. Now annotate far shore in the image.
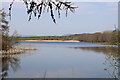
[22,40,80,42]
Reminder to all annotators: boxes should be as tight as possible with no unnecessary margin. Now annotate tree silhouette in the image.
[9,0,77,23]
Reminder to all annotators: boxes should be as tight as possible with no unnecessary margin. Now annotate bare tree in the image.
[0,10,11,50]
[0,10,19,50]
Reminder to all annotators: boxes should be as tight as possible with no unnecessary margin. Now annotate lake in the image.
[1,42,119,78]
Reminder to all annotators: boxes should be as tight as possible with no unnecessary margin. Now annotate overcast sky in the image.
[2,1,118,36]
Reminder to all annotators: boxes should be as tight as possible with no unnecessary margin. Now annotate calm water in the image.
[1,42,119,78]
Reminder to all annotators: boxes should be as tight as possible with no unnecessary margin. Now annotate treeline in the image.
[72,30,120,45]
[19,30,120,45]
[19,36,73,40]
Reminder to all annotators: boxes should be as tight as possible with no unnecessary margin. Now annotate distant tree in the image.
[9,0,77,23]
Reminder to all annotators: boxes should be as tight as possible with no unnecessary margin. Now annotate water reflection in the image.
[0,50,35,79]
[0,45,120,79]
[71,47,120,79]
[0,56,20,79]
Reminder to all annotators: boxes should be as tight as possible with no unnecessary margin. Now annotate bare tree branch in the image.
[9,0,77,23]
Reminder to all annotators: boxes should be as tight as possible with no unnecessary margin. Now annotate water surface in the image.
[1,42,119,78]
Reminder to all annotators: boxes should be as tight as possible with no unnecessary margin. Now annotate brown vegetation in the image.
[0,10,19,50]
[19,30,120,45]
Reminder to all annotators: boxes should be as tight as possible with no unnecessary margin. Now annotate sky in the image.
[1,1,118,36]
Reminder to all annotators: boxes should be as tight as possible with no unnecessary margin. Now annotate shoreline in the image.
[22,40,80,42]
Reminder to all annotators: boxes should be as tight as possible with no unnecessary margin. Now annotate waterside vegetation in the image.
[18,30,120,45]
